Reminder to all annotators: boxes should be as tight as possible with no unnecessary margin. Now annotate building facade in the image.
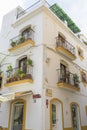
[0,1,87,130]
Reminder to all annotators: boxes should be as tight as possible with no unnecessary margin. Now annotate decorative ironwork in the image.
[57,69,79,88]
[56,37,76,56]
[10,30,34,48]
[5,65,33,83]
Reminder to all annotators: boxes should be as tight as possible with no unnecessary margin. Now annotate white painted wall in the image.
[0,5,44,130]
[0,3,87,130]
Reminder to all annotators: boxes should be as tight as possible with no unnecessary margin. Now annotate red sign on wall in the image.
[33,94,41,99]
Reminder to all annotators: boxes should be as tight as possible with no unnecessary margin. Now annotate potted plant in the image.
[6,65,13,80]
[18,36,25,44]
[73,73,80,87]
[27,58,33,67]
[26,58,33,79]
[7,65,13,72]
[17,68,25,80]
[10,40,16,47]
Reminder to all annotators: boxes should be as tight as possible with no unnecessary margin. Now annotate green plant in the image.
[17,68,23,75]
[27,58,33,67]
[73,73,80,83]
[17,68,25,79]
[10,41,16,47]
[18,36,25,44]
[6,77,11,83]
[7,65,13,72]
[20,73,25,79]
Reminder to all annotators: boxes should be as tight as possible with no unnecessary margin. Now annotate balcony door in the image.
[58,34,65,44]
[19,57,27,74]
[22,27,32,40]
[60,63,66,82]
[50,99,63,130]
[60,63,70,83]
[0,76,2,88]
[71,104,81,130]
[10,101,24,130]
[60,63,66,74]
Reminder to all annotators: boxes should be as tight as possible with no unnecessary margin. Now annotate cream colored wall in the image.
[43,10,87,129]
[43,10,87,91]
[43,11,87,72]
[44,44,87,129]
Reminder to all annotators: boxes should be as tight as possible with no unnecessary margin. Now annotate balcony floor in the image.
[4,79,33,87]
[8,39,35,53]
[57,82,80,92]
[56,46,76,60]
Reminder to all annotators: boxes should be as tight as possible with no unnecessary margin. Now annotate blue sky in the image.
[0,0,87,35]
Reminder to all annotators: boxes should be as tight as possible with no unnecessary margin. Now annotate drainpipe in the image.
[41,44,46,130]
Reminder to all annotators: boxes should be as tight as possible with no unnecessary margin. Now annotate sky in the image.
[0,0,87,36]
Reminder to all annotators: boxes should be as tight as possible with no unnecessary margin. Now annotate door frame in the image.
[70,102,81,130]
[50,98,64,130]
[8,99,26,130]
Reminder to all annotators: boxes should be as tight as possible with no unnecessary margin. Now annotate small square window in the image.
[81,72,87,83]
[77,47,84,60]
[85,106,87,115]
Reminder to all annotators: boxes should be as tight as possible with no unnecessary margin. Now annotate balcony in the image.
[57,69,80,92]
[8,32,35,53]
[56,37,76,60]
[4,65,33,87]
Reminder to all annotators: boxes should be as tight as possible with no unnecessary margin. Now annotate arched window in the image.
[71,103,81,130]
[10,100,25,130]
[16,55,27,74]
[18,56,27,74]
[60,60,70,83]
[50,98,63,130]
[20,26,34,41]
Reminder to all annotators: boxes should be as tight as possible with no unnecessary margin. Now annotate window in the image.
[58,34,65,43]
[22,27,33,40]
[56,33,66,47]
[71,104,81,130]
[60,63,70,83]
[52,104,56,124]
[81,71,87,83]
[10,101,24,130]
[19,57,27,74]
[85,106,87,115]
[0,77,2,88]
[78,47,84,60]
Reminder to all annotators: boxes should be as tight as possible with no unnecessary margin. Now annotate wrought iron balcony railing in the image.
[56,37,76,56]
[5,65,33,84]
[17,0,41,19]
[10,32,34,49]
[16,0,50,19]
[57,69,80,88]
